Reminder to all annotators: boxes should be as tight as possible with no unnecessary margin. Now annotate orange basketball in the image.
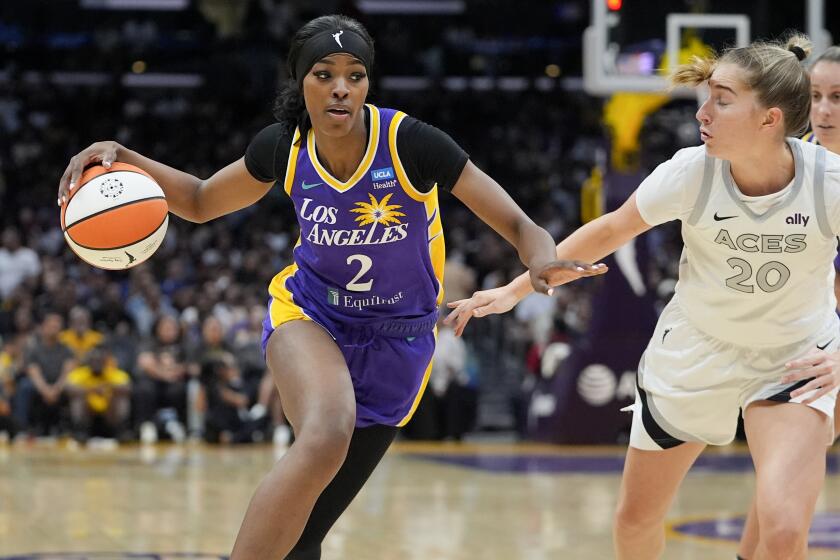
[60,162,169,270]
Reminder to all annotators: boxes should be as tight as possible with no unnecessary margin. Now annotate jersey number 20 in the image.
[725,258,790,294]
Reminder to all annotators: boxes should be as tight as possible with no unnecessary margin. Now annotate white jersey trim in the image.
[720,139,804,223]
[686,156,716,226]
[813,146,832,237]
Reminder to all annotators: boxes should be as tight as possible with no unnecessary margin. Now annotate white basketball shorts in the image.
[627,298,839,450]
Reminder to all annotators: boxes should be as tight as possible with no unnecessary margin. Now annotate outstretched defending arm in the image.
[446,192,649,336]
[451,160,606,296]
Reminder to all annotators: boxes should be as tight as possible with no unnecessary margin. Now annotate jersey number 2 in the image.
[346,254,373,292]
[725,258,790,294]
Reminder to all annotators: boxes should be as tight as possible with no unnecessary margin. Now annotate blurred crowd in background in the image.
[0,0,704,445]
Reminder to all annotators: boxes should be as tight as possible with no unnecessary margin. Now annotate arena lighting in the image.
[356,0,465,15]
[80,0,189,10]
[377,75,568,92]
[121,72,203,87]
[379,76,431,90]
[45,72,111,86]
[607,0,622,10]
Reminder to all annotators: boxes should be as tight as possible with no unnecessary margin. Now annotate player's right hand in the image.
[539,260,608,288]
[58,141,123,206]
[444,286,521,337]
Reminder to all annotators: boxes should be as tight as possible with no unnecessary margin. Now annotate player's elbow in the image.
[186,181,216,223]
[189,210,213,224]
[171,207,209,224]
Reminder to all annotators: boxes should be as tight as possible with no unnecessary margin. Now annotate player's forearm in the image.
[514,218,559,274]
[509,211,632,299]
[118,147,204,222]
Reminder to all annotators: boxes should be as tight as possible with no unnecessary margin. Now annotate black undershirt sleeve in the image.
[395,116,469,194]
[244,114,468,193]
[244,123,292,183]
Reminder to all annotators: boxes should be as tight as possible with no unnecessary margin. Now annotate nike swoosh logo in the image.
[301,181,323,190]
[713,212,738,221]
[817,338,834,351]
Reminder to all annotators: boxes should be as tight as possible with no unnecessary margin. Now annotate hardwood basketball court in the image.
[2,441,839,559]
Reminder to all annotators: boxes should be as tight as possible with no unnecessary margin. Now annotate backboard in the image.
[584,0,833,96]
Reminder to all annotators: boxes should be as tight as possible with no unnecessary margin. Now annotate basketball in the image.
[60,162,169,270]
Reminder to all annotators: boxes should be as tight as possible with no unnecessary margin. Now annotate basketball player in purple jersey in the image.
[57,14,605,559]
[737,45,840,560]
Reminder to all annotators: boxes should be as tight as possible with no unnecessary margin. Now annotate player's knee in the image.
[613,498,663,537]
[296,416,354,474]
[759,511,808,557]
[759,527,806,558]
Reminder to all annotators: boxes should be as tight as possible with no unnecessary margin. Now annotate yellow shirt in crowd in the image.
[59,329,104,359]
[68,364,130,413]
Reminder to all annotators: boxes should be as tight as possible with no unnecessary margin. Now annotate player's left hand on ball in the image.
[534,260,608,291]
[57,140,122,206]
[782,349,840,404]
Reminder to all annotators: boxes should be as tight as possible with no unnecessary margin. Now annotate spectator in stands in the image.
[134,315,188,443]
[202,352,257,443]
[66,345,131,441]
[0,335,24,438]
[0,228,41,303]
[14,311,75,436]
[230,304,273,402]
[430,315,475,440]
[127,282,177,338]
[442,251,477,304]
[184,314,233,435]
[105,318,139,374]
[231,304,291,445]
[59,306,104,360]
[189,315,231,369]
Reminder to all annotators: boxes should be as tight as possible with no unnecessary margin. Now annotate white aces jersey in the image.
[636,138,840,348]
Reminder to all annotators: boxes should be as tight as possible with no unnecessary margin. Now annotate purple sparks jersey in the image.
[274,104,445,324]
[261,105,447,427]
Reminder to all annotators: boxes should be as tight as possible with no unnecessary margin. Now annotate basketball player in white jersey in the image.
[447,34,840,559]
[736,44,840,560]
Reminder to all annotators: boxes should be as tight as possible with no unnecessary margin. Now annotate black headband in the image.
[789,45,806,61]
[293,29,372,87]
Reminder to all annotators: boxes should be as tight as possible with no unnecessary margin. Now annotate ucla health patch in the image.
[370,167,394,181]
